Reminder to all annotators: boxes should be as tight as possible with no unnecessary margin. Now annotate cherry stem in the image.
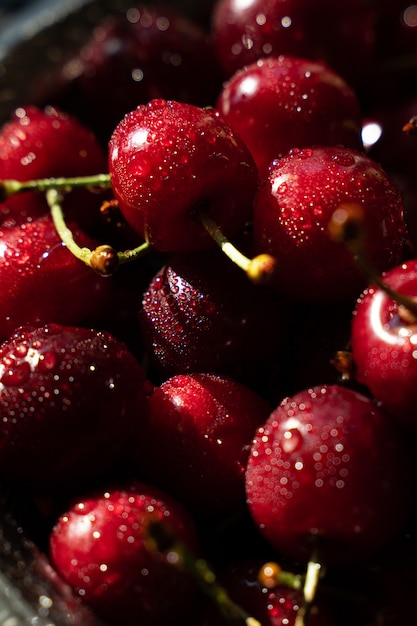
[329,203,417,318]
[295,555,323,626]
[258,562,303,591]
[46,188,151,276]
[145,520,262,626]
[0,173,111,199]
[196,207,277,285]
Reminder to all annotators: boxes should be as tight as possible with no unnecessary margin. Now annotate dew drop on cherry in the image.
[0,361,31,386]
[39,351,57,371]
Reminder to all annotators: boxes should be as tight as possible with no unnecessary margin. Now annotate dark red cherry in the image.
[245,385,414,565]
[49,481,199,626]
[351,259,417,430]
[108,99,258,253]
[253,146,407,301]
[139,250,286,393]
[135,372,271,515]
[0,215,111,341]
[211,0,375,85]
[216,55,363,179]
[0,105,108,230]
[59,4,225,141]
[0,324,148,491]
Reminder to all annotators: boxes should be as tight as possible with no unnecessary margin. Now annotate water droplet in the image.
[39,351,57,371]
[127,154,152,177]
[0,361,31,386]
[331,152,356,167]
[281,428,304,453]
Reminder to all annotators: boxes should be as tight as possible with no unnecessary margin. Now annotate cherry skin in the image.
[108,98,258,253]
[216,55,363,179]
[0,323,148,491]
[350,259,417,431]
[0,214,111,341]
[54,4,225,142]
[245,384,414,566]
[211,0,375,85]
[0,105,108,231]
[253,146,407,301]
[49,481,199,626]
[134,372,271,515]
[139,249,287,393]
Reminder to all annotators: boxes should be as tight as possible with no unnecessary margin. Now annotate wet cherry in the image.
[245,384,414,566]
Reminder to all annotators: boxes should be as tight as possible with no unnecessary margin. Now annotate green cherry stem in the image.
[46,188,152,277]
[196,207,277,285]
[258,562,303,591]
[295,555,323,626]
[0,173,111,199]
[146,520,262,626]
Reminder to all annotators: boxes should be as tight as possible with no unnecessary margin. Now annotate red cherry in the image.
[351,259,417,430]
[135,372,271,515]
[0,105,108,230]
[139,250,286,392]
[0,324,148,491]
[108,99,258,253]
[253,146,407,301]
[216,55,363,179]
[245,385,414,565]
[49,481,199,626]
[0,215,111,340]
[211,0,375,85]
[62,4,224,140]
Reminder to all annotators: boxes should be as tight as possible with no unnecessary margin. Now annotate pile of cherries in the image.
[2,0,417,624]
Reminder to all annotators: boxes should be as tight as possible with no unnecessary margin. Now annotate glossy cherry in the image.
[216,55,363,179]
[0,215,112,341]
[47,4,224,142]
[245,384,414,566]
[139,249,286,392]
[253,146,407,301]
[351,258,417,430]
[135,372,271,515]
[49,481,199,626]
[108,98,258,253]
[0,323,148,491]
[0,105,108,231]
[211,0,375,85]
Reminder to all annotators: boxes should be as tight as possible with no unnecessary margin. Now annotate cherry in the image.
[53,4,225,142]
[216,55,363,179]
[350,258,417,431]
[211,0,375,86]
[139,250,286,393]
[0,105,108,231]
[134,372,271,515]
[0,323,148,491]
[253,146,407,301]
[108,98,258,254]
[0,214,112,341]
[245,384,414,566]
[49,480,199,626]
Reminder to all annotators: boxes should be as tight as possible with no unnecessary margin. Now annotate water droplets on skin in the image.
[39,351,57,371]
[0,361,31,386]
[281,427,304,454]
[127,154,152,177]
[331,152,356,167]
